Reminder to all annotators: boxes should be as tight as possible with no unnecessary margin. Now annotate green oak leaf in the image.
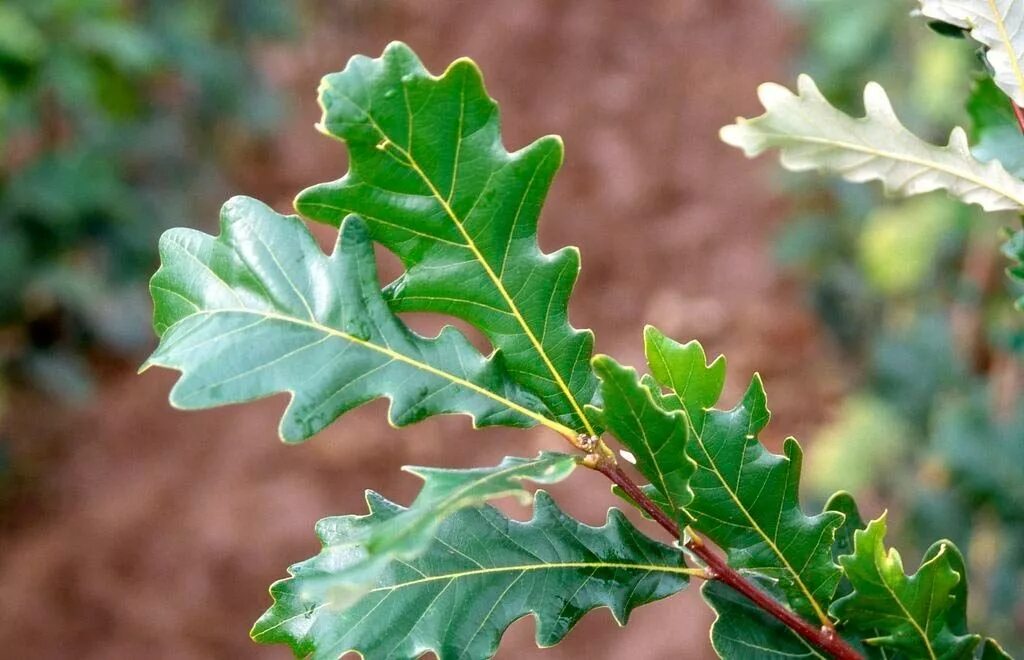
[144,196,559,442]
[252,490,691,660]
[826,491,866,601]
[830,514,981,659]
[980,639,1013,660]
[294,41,598,434]
[1002,225,1024,310]
[643,327,844,625]
[643,325,726,433]
[296,452,578,605]
[967,77,1024,178]
[703,579,836,659]
[587,355,696,515]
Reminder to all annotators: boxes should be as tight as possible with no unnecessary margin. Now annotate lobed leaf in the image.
[252,491,691,660]
[144,197,560,442]
[588,355,696,515]
[918,0,1024,106]
[703,579,836,659]
[293,452,578,605]
[720,75,1024,212]
[295,42,598,434]
[830,514,981,659]
[642,327,844,626]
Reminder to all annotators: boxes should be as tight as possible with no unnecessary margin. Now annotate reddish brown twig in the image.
[1012,100,1024,134]
[594,461,863,660]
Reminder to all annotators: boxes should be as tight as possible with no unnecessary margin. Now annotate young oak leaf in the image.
[643,327,844,626]
[144,196,560,442]
[831,514,981,659]
[252,491,692,660]
[587,355,696,516]
[294,41,599,434]
[703,578,840,660]
[291,452,578,606]
[701,494,874,660]
[721,75,1024,212]
[917,0,1024,107]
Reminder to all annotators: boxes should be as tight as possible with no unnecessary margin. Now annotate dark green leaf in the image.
[831,514,981,659]
[252,491,691,659]
[295,42,598,434]
[643,326,726,432]
[826,491,866,600]
[588,355,695,515]
[296,452,578,604]
[643,327,844,625]
[980,638,1013,660]
[144,197,561,442]
[703,579,832,659]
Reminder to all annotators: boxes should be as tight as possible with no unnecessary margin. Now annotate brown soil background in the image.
[0,1,849,658]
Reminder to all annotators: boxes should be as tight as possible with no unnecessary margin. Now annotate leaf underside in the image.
[146,197,551,442]
[252,491,689,660]
[720,74,1024,212]
[918,0,1024,106]
[296,41,598,434]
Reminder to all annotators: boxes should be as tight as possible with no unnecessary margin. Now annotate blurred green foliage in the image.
[0,0,296,400]
[777,0,1024,651]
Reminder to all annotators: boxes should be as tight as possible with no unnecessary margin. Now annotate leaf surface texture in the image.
[721,75,1024,212]
[252,491,690,659]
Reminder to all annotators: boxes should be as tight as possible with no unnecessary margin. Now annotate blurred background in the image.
[0,1,1020,658]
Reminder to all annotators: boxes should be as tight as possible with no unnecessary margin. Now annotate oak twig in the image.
[592,460,863,660]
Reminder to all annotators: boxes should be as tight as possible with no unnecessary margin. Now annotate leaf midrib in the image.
[753,130,1024,208]
[323,79,597,436]
[646,342,830,622]
[159,307,578,439]
[254,559,697,641]
[985,0,1024,103]
[685,418,830,626]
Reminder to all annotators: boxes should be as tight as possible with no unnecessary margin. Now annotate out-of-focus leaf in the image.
[968,76,1024,177]
[295,42,598,434]
[0,5,45,62]
[858,196,959,295]
[918,0,1024,105]
[252,491,691,660]
[721,75,1024,212]
[831,514,981,658]
[806,396,910,496]
[144,197,557,442]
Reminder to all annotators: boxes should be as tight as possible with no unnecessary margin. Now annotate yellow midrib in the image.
[168,307,578,440]
[878,566,937,660]
[324,79,596,437]
[987,0,1024,104]
[756,131,1024,209]
[685,412,833,627]
[393,140,597,437]
[252,559,699,639]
